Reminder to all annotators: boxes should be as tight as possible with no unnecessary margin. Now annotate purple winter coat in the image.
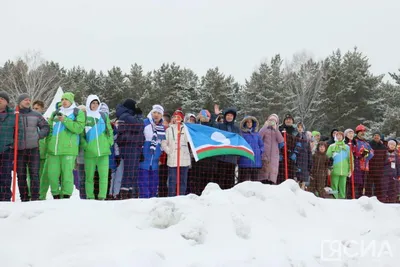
[258,120,284,183]
[238,116,264,168]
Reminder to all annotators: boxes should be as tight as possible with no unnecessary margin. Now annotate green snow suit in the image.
[327,140,352,199]
[81,108,113,200]
[46,105,85,197]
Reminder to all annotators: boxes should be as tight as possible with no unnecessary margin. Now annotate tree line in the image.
[1,48,400,137]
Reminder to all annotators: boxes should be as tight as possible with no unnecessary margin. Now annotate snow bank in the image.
[0,180,399,267]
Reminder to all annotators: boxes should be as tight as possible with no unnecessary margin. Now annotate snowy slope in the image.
[0,180,399,267]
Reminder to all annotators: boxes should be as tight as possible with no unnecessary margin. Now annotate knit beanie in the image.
[312,131,321,137]
[268,114,279,124]
[151,104,164,116]
[17,93,30,104]
[0,91,10,103]
[61,92,75,104]
[344,128,354,137]
[99,103,110,115]
[172,108,185,121]
[388,140,397,147]
[123,99,136,111]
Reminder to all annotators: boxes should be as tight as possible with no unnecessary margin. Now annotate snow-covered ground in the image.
[0,180,399,267]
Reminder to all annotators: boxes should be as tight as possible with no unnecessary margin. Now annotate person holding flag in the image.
[161,108,191,196]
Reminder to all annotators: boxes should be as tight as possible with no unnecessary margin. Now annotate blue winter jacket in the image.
[238,116,264,168]
[139,116,165,170]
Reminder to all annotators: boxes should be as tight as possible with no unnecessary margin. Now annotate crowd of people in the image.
[0,90,399,203]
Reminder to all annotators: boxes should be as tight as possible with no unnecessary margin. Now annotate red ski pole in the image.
[176,120,181,196]
[283,129,288,180]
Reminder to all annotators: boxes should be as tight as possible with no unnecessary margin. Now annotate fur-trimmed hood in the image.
[240,116,259,132]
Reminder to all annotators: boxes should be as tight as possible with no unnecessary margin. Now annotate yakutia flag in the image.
[185,123,254,162]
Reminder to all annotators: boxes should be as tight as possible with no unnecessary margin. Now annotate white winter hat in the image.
[388,140,397,147]
[151,104,164,116]
[344,128,354,137]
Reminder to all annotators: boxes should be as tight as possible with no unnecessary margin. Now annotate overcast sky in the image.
[2,0,399,82]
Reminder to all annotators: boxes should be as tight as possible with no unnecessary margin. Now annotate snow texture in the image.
[0,180,399,267]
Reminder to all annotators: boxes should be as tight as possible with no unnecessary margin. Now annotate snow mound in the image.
[0,180,399,267]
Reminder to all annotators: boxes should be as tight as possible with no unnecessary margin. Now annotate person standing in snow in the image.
[353,124,374,198]
[187,109,216,195]
[383,140,400,203]
[294,122,312,189]
[344,128,357,199]
[47,92,85,199]
[311,131,321,155]
[366,132,386,200]
[161,108,191,196]
[309,142,330,198]
[278,114,298,183]
[326,131,352,199]
[81,95,113,200]
[238,116,264,182]
[258,114,284,184]
[0,92,22,201]
[33,100,51,200]
[16,94,49,201]
[158,113,171,197]
[115,99,144,199]
[212,105,241,189]
[138,105,166,198]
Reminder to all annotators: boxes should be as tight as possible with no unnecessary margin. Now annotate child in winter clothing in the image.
[47,92,85,199]
[383,140,400,203]
[161,108,191,196]
[81,95,114,200]
[238,116,264,182]
[138,105,166,198]
[311,131,321,155]
[326,131,352,199]
[309,142,329,198]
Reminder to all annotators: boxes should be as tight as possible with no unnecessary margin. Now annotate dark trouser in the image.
[158,164,168,197]
[120,145,141,198]
[365,169,384,200]
[138,169,159,198]
[17,148,40,201]
[0,149,13,201]
[168,166,189,197]
[382,176,400,203]
[78,163,86,199]
[354,169,367,199]
[238,168,260,183]
[213,161,236,190]
[309,174,326,198]
[188,158,214,196]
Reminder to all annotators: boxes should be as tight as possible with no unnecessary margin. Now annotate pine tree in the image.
[126,63,153,112]
[240,55,285,122]
[200,67,238,113]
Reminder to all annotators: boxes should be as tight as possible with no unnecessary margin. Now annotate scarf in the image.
[147,112,165,152]
[60,103,77,117]
[330,140,347,153]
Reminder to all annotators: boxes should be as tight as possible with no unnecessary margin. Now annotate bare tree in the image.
[0,50,66,107]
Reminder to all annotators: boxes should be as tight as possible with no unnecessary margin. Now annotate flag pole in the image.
[176,120,181,196]
[12,106,20,202]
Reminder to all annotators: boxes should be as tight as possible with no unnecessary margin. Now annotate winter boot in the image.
[120,189,132,200]
[53,195,60,199]
[63,195,71,199]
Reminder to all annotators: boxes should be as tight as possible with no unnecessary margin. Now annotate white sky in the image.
[1,0,399,82]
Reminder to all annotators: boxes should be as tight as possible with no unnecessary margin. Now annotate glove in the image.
[279,154,283,162]
[135,107,143,115]
[278,142,284,149]
[115,156,121,167]
[290,153,297,162]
